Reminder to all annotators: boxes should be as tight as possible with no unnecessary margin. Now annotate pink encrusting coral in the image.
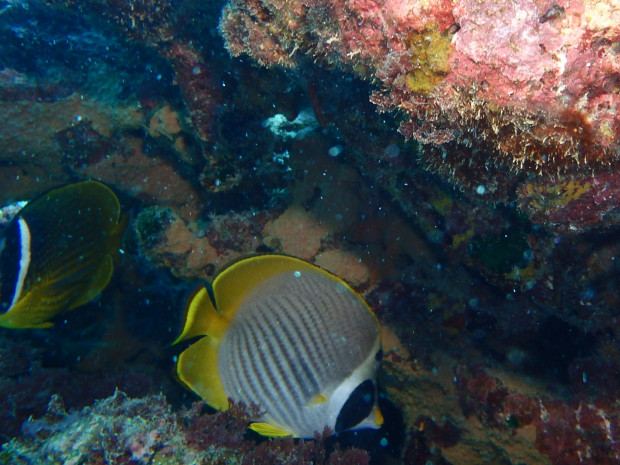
[443,0,619,164]
[220,0,619,176]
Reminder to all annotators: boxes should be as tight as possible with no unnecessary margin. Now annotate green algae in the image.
[405,23,453,95]
[134,206,175,251]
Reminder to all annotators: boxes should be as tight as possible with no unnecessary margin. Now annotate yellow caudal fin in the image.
[173,285,233,411]
[173,286,229,345]
[175,333,228,411]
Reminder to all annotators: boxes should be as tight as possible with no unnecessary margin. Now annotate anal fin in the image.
[249,422,293,437]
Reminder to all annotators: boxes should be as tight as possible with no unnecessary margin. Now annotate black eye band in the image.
[0,220,21,311]
[335,379,376,433]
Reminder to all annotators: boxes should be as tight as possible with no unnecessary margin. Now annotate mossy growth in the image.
[0,450,14,465]
[523,178,592,213]
[405,22,453,94]
[134,206,175,250]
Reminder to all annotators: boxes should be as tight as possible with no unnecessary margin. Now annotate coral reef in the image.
[161,42,220,143]
[1,2,619,465]
[455,365,620,465]
[222,0,620,174]
[0,331,159,441]
[133,134,391,287]
[378,335,620,465]
[517,172,620,233]
[134,206,271,280]
[219,0,620,231]
[3,391,371,465]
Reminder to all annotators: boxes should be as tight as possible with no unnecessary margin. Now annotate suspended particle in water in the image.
[328,145,344,157]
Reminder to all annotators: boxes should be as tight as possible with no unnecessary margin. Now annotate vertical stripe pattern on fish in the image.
[174,254,383,438]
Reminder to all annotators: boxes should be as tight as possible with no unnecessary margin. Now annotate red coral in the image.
[163,42,220,142]
[218,0,620,232]
[455,365,620,465]
[180,400,254,450]
[8,394,372,464]
[517,170,620,233]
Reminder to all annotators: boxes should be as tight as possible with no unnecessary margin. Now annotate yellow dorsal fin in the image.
[249,422,293,437]
[212,255,328,319]
[214,254,379,326]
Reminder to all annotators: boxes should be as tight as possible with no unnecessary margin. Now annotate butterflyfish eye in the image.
[335,379,376,433]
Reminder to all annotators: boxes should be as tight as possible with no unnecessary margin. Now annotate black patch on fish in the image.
[335,379,376,433]
[0,219,23,312]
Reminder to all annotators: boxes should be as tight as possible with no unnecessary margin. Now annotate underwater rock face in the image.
[1,2,619,465]
[220,0,620,230]
[220,0,619,174]
[454,364,620,465]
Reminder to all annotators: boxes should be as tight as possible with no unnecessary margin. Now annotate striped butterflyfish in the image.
[0,181,126,329]
[174,254,383,438]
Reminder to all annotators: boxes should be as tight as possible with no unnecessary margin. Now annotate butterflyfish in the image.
[174,254,383,438]
[0,181,126,329]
